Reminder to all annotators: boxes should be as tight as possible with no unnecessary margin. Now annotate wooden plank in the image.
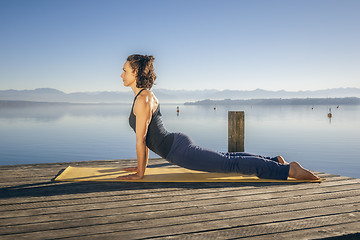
[147,213,359,240]
[1,186,358,236]
[0,160,359,240]
[2,204,357,240]
[1,193,359,236]
[1,179,358,220]
[245,222,360,240]
[2,197,358,236]
[1,179,358,215]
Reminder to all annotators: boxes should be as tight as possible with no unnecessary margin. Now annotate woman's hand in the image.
[122,167,138,172]
[117,173,143,180]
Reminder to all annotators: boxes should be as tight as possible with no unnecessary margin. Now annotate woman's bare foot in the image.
[288,162,320,180]
[277,156,288,164]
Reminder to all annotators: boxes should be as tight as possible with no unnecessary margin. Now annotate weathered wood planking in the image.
[0,158,359,240]
[228,111,245,152]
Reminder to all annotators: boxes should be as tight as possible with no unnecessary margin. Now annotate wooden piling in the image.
[228,111,245,152]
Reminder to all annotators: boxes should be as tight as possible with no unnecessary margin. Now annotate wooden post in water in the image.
[228,111,245,152]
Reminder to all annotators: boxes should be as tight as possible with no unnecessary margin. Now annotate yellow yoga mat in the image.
[55,166,323,183]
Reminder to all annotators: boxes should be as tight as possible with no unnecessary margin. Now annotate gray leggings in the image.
[166,132,290,180]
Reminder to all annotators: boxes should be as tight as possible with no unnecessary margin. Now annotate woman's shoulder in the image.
[134,90,158,112]
[137,89,156,102]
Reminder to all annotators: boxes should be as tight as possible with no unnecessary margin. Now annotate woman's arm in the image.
[117,93,152,180]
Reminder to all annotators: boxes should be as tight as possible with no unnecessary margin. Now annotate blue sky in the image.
[0,0,359,92]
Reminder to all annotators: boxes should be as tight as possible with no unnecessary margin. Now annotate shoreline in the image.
[185,97,360,106]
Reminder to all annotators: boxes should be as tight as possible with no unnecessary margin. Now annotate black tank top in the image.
[129,89,174,158]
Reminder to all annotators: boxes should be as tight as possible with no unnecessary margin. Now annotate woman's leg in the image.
[166,133,290,180]
[219,152,280,163]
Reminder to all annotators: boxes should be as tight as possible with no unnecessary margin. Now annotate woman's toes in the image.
[277,156,288,164]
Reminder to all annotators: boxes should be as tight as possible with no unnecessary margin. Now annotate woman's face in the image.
[121,61,137,87]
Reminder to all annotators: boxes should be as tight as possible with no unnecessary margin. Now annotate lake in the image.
[1,103,359,178]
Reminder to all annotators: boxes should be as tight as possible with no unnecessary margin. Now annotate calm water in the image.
[1,103,359,178]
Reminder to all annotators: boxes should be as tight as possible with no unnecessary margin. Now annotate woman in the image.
[117,54,319,181]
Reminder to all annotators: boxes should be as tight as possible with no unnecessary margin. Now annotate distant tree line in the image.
[184,97,360,105]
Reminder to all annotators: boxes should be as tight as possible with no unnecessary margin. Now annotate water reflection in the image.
[0,104,129,122]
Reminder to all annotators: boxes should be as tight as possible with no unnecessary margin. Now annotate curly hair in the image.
[127,54,156,89]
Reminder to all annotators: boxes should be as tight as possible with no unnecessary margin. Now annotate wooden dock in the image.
[0,158,359,239]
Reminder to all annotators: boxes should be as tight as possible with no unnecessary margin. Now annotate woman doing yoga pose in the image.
[117,54,320,181]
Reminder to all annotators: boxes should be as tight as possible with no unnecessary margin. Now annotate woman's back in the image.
[129,89,174,159]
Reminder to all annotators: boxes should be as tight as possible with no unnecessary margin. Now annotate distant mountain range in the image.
[0,87,360,104]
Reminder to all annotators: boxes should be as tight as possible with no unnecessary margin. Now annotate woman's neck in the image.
[131,85,143,96]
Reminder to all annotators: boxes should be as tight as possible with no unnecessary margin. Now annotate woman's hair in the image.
[127,54,156,89]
